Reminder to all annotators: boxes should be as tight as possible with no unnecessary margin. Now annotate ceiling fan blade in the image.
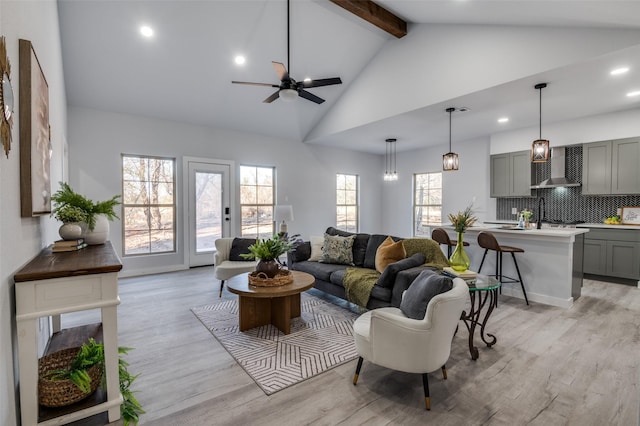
[232,81,279,88]
[298,90,325,104]
[272,61,290,82]
[263,90,281,103]
[301,77,342,88]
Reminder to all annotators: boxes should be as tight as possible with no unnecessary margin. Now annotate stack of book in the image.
[52,238,88,253]
[442,267,478,279]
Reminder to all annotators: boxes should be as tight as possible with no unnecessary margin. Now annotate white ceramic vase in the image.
[81,214,110,245]
[59,223,83,240]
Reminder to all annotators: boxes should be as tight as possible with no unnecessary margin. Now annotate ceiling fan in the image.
[231,0,342,104]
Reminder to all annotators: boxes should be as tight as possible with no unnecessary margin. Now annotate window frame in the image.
[239,164,276,239]
[121,154,177,256]
[413,171,442,237]
[336,173,359,233]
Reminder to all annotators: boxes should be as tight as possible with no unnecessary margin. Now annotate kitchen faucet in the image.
[536,197,546,229]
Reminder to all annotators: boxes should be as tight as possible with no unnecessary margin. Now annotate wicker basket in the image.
[38,347,103,407]
[248,269,293,287]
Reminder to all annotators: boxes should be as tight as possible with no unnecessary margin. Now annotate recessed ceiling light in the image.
[303,77,311,83]
[627,90,640,97]
[610,67,629,75]
[498,117,509,123]
[234,55,246,65]
[140,26,153,38]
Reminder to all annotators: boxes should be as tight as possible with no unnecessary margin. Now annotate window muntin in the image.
[240,165,275,238]
[122,155,176,255]
[336,173,358,232]
[413,172,442,237]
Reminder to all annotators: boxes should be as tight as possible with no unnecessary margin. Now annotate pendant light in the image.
[442,107,459,171]
[531,83,550,162]
[384,138,398,181]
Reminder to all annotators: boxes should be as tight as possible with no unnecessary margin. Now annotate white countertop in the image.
[577,223,640,230]
[463,224,589,237]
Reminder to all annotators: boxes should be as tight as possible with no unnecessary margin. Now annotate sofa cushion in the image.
[400,270,453,320]
[370,285,392,303]
[325,227,370,267]
[364,234,402,269]
[320,233,356,265]
[291,261,348,283]
[228,238,256,261]
[377,253,426,288]
[289,241,310,263]
[375,236,407,273]
[308,235,324,262]
[329,269,346,286]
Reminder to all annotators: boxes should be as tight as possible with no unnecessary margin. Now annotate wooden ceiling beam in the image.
[329,0,407,38]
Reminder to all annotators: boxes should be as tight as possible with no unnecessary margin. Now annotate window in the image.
[336,174,358,232]
[414,172,442,237]
[240,165,275,238]
[122,155,176,255]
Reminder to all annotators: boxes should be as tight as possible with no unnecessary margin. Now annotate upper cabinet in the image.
[582,137,640,195]
[490,150,533,198]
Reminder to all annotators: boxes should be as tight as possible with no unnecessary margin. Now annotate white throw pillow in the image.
[308,235,324,262]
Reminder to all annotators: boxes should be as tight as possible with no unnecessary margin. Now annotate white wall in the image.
[309,24,640,141]
[67,106,384,276]
[0,1,68,424]
[491,108,640,153]
[382,136,492,237]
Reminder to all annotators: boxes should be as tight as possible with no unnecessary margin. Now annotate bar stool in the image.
[431,227,469,258]
[477,231,529,305]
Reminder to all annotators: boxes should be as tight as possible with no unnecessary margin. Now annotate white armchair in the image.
[352,277,467,410]
[214,238,257,297]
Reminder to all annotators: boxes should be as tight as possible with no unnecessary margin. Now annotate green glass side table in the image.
[460,274,501,360]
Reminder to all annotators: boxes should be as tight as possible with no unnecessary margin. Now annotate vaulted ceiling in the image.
[58,1,640,154]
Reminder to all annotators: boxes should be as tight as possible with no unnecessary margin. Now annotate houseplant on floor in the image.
[40,338,144,425]
[51,182,121,245]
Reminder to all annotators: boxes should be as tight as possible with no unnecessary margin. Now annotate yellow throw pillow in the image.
[375,236,406,273]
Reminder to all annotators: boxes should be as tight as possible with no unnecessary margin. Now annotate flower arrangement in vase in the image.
[447,204,477,272]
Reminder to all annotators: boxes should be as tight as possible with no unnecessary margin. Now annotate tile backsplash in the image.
[496,145,640,223]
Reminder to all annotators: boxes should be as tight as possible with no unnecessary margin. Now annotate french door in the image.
[185,158,233,267]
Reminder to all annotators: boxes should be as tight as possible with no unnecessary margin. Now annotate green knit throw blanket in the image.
[343,267,381,308]
[402,238,450,269]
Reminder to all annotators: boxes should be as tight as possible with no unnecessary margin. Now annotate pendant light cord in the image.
[539,86,542,140]
[287,0,291,74]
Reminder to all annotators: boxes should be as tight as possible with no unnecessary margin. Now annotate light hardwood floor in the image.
[64,267,640,426]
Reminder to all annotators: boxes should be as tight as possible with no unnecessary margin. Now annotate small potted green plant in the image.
[52,205,89,240]
[51,182,121,244]
[241,234,297,278]
[40,338,144,425]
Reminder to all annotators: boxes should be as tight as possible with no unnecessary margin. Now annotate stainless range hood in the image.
[531,147,581,189]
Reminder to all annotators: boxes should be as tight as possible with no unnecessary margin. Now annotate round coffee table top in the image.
[226,270,315,298]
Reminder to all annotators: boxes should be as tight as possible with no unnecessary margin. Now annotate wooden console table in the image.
[14,242,123,426]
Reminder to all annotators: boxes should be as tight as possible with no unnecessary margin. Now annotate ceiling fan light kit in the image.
[231,0,342,105]
[531,83,550,163]
[443,107,459,171]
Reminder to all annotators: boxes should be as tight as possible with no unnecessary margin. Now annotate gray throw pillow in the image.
[400,270,453,320]
[377,253,426,288]
[228,238,256,261]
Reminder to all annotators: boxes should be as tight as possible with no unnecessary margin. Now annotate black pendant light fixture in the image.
[443,107,459,171]
[531,83,550,162]
[384,138,398,181]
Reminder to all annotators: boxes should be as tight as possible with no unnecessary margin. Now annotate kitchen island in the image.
[442,224,588,308]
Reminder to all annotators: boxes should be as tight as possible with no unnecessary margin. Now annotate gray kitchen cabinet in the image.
[583,239,607,276]
[490,150,532,198]
[582,138,640,195]
[582,227,640,280]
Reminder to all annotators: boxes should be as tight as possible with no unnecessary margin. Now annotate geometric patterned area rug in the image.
[191,292,359,395]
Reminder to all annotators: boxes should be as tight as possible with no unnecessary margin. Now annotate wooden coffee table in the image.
[226,270,315,334]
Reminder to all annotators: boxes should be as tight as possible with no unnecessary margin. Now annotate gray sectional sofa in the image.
[288,227,449,309]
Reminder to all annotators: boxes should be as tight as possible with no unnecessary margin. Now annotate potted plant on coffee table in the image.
[240,234,297,278]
